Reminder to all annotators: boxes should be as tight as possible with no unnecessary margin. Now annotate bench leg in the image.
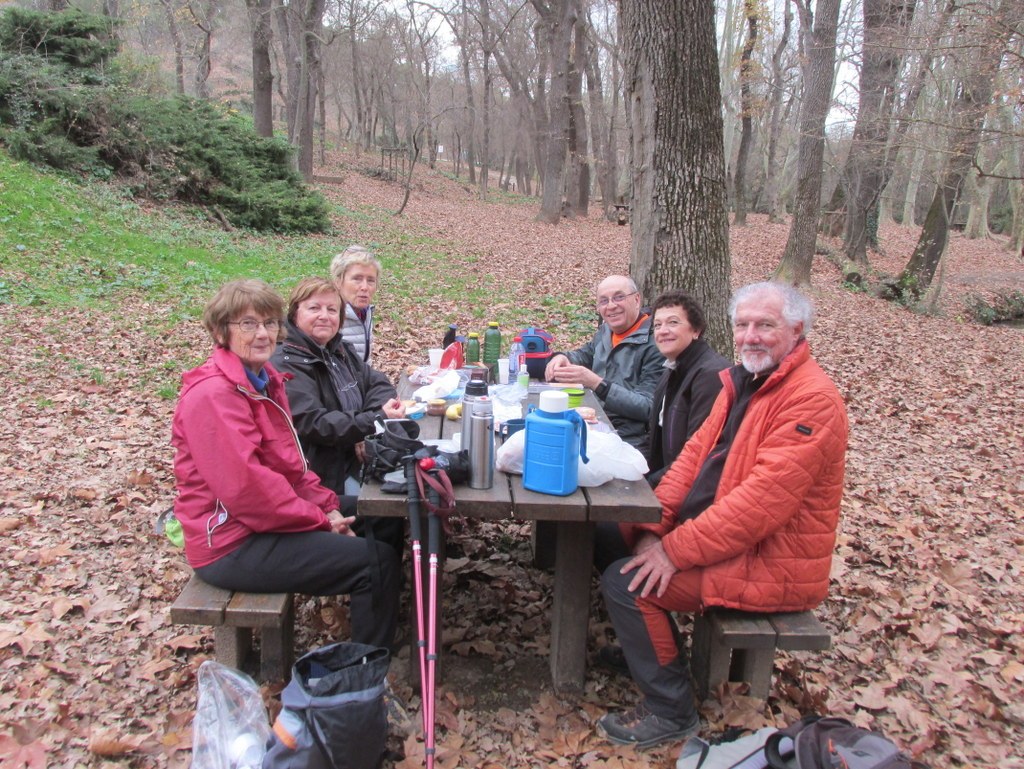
[215,626,251,671]
[732,647,774,700]
[691,614,731,700]
[260,599,294,682]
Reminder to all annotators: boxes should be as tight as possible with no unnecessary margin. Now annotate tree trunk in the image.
[160,0,186,95]
[294,0,326,180]
[532,0,578,224]
[762,0,793,224]
[246,0,274,137]
[894,1,1012,303]
[190,0,215,100]
[459,0,477,185]
[842,0,917,265]
[568,12,590,217]
[621,0,732,357]
[775,0,842,286]
[732,0,758,225]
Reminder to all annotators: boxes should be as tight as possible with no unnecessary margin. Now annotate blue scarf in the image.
[245,367,269,393]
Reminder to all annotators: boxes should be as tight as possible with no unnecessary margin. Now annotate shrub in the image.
[0,7,329,234]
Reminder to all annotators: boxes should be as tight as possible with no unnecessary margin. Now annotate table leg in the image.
[549,520,594,693]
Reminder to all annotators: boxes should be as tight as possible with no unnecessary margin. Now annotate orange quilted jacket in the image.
[643,340,848,612]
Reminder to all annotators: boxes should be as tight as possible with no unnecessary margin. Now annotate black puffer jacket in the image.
[644,337,730,486]
[271,322,398,494]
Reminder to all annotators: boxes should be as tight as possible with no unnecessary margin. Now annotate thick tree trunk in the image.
[533,0,578,224]
[568,13,590,217]
[842,0,917,265]
[621,0,732,357]
[732,0,758,225]
[246,0,274,137]
[775,0,842,286]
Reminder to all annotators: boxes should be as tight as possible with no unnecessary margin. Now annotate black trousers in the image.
[196,529,400,650]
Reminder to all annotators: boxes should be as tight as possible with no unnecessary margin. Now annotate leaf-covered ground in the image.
[1,151,1022,768]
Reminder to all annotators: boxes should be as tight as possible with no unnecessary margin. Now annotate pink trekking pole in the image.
[404,456,429,740]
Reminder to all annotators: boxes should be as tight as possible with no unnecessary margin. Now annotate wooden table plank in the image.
[584,478,662,523]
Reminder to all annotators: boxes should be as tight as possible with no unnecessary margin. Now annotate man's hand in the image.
[545,353,569,382]
[621,539,678,598]
[326,510,356,536]
[354,441,366,464]
[549,362,602,390]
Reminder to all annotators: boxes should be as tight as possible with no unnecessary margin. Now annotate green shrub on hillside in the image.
[0,7,329,234]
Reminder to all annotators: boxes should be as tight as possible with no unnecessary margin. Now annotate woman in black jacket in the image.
[271,277,406,553]
[644,290,730,487]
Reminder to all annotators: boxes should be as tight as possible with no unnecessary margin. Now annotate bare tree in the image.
[530,0,578,223]
[621,0,732,356]
[834,1,919,265]
[762,0,795,222]
[775,0,842,285]
[246,0,274,136]
[892,0,1021,304]
[732,0,760,225]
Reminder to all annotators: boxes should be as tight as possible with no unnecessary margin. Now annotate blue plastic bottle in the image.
[523,390,589,496]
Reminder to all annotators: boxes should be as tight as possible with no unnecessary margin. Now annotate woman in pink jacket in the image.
[171,279,398,650]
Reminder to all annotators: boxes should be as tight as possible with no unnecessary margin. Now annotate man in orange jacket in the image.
[596,282,848,749]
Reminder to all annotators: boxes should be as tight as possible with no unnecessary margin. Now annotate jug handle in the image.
[567,410,589,463]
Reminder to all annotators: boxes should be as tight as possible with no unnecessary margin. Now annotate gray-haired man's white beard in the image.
[740,346,775,374]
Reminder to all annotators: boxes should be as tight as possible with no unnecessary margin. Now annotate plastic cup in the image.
[497,359,510,384]
[428,348,444,368]
[565,387,585,408]
[500,418,526,440]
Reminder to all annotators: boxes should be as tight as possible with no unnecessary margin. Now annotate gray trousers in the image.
[597,522,698,722]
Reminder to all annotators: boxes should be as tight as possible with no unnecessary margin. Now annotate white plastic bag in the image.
[411,369,462,401]
[190,661,271,769]
[495,425,649,486]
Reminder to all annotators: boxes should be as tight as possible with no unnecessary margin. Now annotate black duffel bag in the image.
[263,642,390,769]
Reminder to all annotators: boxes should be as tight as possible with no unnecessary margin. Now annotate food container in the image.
[426,398,447,416]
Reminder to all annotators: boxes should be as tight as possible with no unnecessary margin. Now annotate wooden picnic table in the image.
[358,375,661,692]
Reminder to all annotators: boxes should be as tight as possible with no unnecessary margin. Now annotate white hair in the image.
[728,281,815,335]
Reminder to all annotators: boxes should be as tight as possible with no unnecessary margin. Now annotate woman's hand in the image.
[382,398,405,419]
[326,510,356,536]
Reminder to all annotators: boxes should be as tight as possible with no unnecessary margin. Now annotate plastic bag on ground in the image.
[190,661,270,769]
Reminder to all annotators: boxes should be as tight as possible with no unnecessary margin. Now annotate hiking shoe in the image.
[597,644,630,676]
[597,702,700,749]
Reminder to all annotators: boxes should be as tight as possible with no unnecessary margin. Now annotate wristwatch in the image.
[594,379,610,400]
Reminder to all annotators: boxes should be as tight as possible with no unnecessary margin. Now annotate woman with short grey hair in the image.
[330,245,382,363]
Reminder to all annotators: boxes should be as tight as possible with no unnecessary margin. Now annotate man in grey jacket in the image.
[545,275,665,447]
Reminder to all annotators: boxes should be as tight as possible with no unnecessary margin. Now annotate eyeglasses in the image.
[229,318,281,334]
[597,291,638,308]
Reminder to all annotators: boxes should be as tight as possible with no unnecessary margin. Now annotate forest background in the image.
[1,0,1023,768]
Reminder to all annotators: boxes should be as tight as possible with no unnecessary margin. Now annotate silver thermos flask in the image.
[466,396,495,489]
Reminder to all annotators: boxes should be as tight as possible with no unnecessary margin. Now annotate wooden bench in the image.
[691,609,831,700]
[170,575,295,682]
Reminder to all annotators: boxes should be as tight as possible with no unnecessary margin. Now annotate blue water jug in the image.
[523,390,589,496]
